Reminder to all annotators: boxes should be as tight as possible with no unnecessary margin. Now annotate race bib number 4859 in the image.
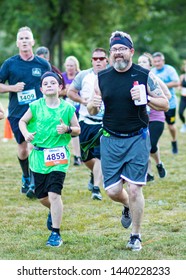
[44,147,68,166]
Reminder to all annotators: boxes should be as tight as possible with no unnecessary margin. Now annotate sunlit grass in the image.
[0,94,186,260]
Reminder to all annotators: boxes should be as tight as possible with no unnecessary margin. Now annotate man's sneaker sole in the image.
[126,235,142,251]
[91,186,102,200]
[126,242,142,251]
[91,193,102,200]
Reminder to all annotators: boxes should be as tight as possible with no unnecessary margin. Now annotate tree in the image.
[0,0,185,70]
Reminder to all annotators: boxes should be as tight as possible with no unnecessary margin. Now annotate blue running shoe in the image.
[21,176,30,194]
[26,184,36,199]
[46,232,63,247]
[47,211,52,231]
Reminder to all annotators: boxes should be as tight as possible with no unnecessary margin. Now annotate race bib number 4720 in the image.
[44,147,68,166]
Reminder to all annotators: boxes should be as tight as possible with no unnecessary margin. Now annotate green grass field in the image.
[0,94,186,260]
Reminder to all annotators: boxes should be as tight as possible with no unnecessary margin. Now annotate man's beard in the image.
[113,59,129,71]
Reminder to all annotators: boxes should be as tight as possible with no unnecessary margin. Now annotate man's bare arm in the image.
[0,82,25,93]
[156,76,171,100]
[147,72,169,112]
[67,84,88,106]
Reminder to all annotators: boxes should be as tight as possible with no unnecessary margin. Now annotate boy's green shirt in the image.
[28,98,75,174]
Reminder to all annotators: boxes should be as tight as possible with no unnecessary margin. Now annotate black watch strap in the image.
[66,126,72,134]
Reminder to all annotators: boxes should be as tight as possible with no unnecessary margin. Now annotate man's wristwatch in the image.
[66,126,72,134]
[147,96,151,103]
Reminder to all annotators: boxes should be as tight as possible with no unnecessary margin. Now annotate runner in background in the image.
[178,60,186,133]
[67,48,108,201]
[152,52,179,154]
[62,56,82,166]
[138,53,171,182]
[0,26,51,198]
[35,46,62,75]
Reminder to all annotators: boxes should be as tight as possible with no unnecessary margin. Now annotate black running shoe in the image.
[26,184,36,199]
[91,186,102,200]
[171,141,178,154]
[74,156,81,166]
[156,163,167,178]
[147,173,155,182]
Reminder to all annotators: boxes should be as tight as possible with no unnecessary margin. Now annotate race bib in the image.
[44,147,68,166]
[17,89,37,105]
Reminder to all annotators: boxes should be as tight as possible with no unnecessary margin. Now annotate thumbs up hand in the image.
[25,131,36,142]
[56,118,68,134]
[92,93,102,108]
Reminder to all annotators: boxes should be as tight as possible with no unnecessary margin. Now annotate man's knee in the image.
[106,186,121,199]
[128,184,143,201]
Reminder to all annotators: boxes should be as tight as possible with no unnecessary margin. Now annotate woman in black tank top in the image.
[178,62,186,133]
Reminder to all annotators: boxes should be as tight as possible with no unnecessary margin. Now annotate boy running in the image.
[19,71,80,247]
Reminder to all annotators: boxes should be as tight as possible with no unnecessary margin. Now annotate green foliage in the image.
[0,0,185,68]
[63,41,91,71]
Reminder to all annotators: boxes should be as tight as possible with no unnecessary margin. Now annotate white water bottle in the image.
[133,81,147,106]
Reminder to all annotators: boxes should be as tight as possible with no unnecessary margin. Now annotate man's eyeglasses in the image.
[92,57,106,61]
[110,47,129,53]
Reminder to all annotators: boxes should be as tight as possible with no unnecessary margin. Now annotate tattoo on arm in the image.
[148,72,163,96]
